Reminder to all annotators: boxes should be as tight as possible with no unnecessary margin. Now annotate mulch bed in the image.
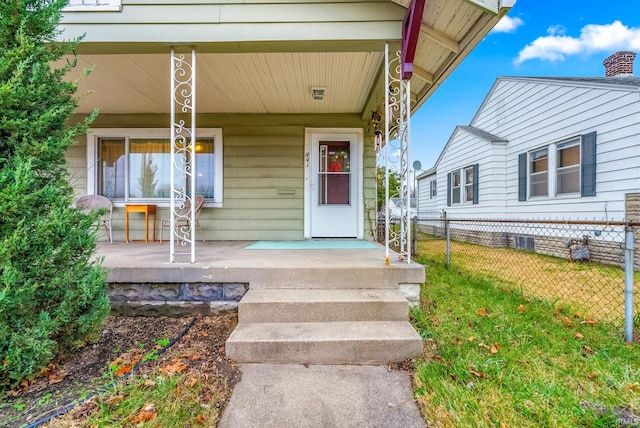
[0,314,240,428]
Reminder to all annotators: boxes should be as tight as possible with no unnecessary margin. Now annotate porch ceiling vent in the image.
[311,87,326,101]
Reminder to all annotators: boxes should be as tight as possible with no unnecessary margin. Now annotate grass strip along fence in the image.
[412,218,639,337]
[410,252,640,427]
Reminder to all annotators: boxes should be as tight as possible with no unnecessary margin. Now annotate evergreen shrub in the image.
[0,0,109,389]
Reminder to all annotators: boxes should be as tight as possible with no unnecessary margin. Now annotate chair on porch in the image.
[74,194,113,243]
[159,195,206,243]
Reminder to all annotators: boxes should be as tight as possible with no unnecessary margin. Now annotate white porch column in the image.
[383,42,412,264]
[170,48,197,263]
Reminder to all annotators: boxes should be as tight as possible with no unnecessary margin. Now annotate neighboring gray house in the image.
[418,51,640,223]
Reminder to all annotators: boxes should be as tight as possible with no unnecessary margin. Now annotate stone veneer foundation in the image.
[108,282,249,317]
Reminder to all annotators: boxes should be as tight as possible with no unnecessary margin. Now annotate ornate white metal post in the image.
[170,48,197,263]
[383,42,412,264]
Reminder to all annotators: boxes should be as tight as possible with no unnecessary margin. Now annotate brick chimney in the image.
[603,51,636,77]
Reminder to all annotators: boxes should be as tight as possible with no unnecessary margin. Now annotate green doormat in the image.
[244,240,379,250]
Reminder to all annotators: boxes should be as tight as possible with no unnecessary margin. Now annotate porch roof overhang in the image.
[58,0,514,118]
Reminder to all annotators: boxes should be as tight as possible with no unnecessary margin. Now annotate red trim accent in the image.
[401,0,426,80]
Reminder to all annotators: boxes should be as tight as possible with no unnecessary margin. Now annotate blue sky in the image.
[411,0,640,170]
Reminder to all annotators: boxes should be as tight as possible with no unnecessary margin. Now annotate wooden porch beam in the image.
[420,25,460,54]
[401,0,426,79]
[412,65,434,84]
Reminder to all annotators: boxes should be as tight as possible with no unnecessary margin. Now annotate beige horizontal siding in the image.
[216,126,303,239]
[68,113,373,241]
[66,140,88,197]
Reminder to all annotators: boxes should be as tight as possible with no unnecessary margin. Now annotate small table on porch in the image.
[125,204,157,243]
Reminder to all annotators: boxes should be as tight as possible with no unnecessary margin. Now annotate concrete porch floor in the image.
[95,240,425,288]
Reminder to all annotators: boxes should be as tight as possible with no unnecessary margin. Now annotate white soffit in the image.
[463,0,499,14]
[61,0,513,116]
[71,52,383,114]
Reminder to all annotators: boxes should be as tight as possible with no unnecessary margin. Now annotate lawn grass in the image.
[44,368,226,427]
[417,235,639,322]
[411,253,640,427]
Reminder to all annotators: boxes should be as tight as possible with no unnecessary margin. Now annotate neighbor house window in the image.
[88,128,223,206]
[529,147,548,197]
[556,139,580,194]
[518,131,596,201]
[464,166,474,203]
[430,180,437,199]
[447,164,479,206]
[451,170,461,204]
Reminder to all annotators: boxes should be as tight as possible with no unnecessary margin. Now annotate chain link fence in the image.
[409,216,639,336]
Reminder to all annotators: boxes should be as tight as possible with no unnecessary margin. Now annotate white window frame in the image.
[556,138,581,195]
[86,128,223,207]
[430,180,437,199]
[450,166,476,205]
[463,166,474,204]
[451,170,461,204]
[528,147,549,198]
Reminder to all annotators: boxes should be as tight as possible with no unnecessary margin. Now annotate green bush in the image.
[0,0,109,389]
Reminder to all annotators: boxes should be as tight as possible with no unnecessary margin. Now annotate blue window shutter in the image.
[473,163,479,204]
[447,172,451,206]
[581,131,597,197]
[518,153,527,201]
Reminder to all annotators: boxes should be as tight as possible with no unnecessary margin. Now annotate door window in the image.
[318,141,350,205]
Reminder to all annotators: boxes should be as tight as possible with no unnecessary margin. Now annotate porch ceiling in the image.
[71,51,383,115]
[61,0,511,117]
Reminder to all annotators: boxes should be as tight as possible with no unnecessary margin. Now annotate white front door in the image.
[308,131,361,238]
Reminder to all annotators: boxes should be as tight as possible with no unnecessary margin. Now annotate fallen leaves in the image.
[477,307,490,317]
[561,317,573,327]
[478,342,500,354]
[104,394,125,408]
[159,358,188,375]
[48,369,68,385]
[184,376,199,388]
[574,332,584,340]
[109,353,143,377]
[37,364,69,386]
[469,369,485,378]
[132,403,157,424]
[517,304,526,312]
[113,365,132,376]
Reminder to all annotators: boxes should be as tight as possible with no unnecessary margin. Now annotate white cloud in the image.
[516,20,640,64]
[546,25,567,36]
[492,15,524,33]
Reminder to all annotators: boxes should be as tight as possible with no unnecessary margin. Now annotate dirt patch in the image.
[0,314,239,428]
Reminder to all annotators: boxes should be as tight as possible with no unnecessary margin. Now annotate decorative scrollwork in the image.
[170,49,197,262]
[173,54,194,114]
[382,45,412,263]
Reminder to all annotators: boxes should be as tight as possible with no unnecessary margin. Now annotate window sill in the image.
[64,1,122,12]
[111,201,222,209]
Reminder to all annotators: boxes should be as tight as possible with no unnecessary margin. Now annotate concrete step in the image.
[226,321,423,365]
[238,289,409,323]
[108,264,426,290]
